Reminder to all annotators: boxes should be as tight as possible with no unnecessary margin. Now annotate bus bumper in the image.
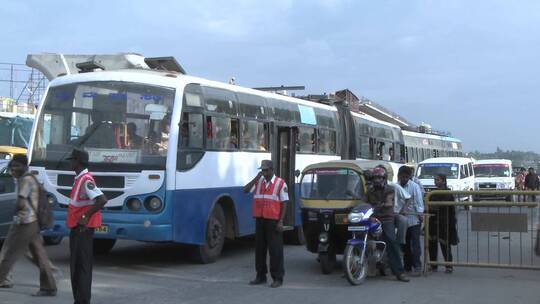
[43,210,173,242]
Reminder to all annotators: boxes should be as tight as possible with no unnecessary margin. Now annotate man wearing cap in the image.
[243,160,289,288]
[66,149,108,304]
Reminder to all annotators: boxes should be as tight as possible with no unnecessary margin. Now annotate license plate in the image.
[348,226,368,231]
[95,225,109,233]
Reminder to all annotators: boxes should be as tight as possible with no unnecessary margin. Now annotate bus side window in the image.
[241,120,268,151]
[206,116,238,150]
[318,129,336,155]
[179,113,204,149]
[298,127,315,153]
[177,84,205,171]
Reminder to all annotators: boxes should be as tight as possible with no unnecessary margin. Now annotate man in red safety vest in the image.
[243,160,289,288]
[65,148,108,304]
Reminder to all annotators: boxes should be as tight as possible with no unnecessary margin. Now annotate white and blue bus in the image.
[28,61,462,262]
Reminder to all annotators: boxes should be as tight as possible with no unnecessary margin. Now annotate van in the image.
[473,159,514,201]
[416,157,476,198]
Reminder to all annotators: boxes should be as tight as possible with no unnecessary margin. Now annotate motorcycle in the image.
[343,203,386,285]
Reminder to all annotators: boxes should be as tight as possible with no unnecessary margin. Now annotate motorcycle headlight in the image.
[348,212,364,224]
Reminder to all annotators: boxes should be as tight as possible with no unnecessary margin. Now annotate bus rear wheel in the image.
[192,204,225,264]
[93,239,116,255]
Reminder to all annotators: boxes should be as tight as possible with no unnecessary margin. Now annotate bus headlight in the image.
[144,196,163,212]
[126,198,142,211]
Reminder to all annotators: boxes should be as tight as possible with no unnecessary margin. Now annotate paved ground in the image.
[2,208,540,304]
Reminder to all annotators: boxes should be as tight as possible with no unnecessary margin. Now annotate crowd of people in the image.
[515,167,540,202]
[0,155,536,299]
[367,165,458,282]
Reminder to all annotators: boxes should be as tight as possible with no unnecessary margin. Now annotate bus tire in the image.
[284,226,306,245]
[93,239,116,255]
[192,204,226,264]
[43,235,63,246]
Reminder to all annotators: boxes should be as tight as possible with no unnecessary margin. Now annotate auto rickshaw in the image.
[299,160,396,274]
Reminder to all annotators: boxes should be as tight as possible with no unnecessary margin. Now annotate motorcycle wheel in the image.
[343,244,368,285]
[319,252,335,274]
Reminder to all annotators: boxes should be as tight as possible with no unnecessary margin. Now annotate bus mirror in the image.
[295,169,301,178]
[145,104,167,120]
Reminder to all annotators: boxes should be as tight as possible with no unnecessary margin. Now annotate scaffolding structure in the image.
[0,62,47,106]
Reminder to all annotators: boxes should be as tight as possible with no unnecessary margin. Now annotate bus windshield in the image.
[301,168,364,200]
[31,81,175,171]
[473,164,511,177]
[417,163,459,179]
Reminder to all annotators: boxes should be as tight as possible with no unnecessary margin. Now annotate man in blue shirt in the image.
[395,166,424,276]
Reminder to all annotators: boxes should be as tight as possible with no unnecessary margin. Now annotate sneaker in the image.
[270,280,283,288]
[249,277,267,285]
[32,290,57,297]
[445,267,454,274]
[0,282,13,288]
[396,273,410,282]
[410,268,422,277]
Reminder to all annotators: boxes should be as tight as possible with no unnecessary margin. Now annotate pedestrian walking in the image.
[66,149,108,304]
[366,167,409,282]
[428,174,459,273]
[0,154,57,296]
[396,166,424,276]
[515,168,526,202]
[524,167,540,202]
[243,160,288,288]
[3,247,64,288]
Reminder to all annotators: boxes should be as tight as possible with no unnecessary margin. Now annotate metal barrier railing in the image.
[423,190,540,274]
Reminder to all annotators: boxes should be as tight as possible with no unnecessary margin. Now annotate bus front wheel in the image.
[43,236,63,246]
[93,239,116,255]
[192,205,226,264]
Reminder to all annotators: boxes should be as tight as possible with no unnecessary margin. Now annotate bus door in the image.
[272,126,298,227]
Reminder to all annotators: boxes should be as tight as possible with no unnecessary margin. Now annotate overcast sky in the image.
[1,0,539,153]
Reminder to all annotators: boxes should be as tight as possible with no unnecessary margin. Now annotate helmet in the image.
[372,167,387,178]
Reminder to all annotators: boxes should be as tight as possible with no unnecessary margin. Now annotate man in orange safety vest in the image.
[243,160,289,288]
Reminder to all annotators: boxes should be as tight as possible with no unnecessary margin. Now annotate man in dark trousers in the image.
[66,149,108,304]
[366,167,409,282]
[525,167,540,202]
[244,160,289,288]
[0,155,57,296]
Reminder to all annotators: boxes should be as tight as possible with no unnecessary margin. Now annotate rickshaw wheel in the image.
[319,251,336,274]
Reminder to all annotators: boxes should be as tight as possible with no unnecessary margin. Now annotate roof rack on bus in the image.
[252,85,305,96]
[26,53,187,81]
